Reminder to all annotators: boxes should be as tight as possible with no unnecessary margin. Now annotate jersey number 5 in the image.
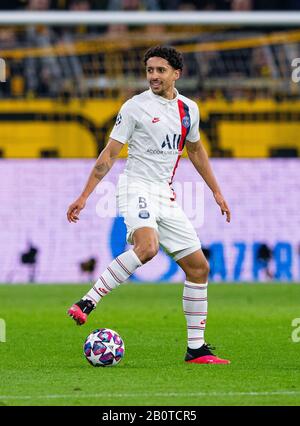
[139,197,147,209]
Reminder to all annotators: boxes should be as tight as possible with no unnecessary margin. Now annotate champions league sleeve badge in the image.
[115,113,122,126]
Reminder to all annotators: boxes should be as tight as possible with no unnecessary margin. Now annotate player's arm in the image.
[67,138,123,223]
[186,139,231,223]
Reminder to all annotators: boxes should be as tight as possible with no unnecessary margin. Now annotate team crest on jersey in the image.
[182,116,190,129]
[115,113,122,126]
[139,210,150,219]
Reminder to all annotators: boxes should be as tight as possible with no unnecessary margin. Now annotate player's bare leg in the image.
[67,227,159,325]
[177,249,209,284]
[132,227,159,264]
[177,249,230,364]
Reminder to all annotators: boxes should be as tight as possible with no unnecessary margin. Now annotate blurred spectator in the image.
[251,47,271,78]
[0,28,17,48]
[178,2,198,11]
[230,0,253,11]
[108,0,160,10]
[24,25,62,97]
[36,66,53,96]
[69,0,91,10]
[26,0,52,9]
[106,0,161,36]
[67,0,108,34]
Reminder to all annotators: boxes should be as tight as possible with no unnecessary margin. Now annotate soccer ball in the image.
[83,328,125,367]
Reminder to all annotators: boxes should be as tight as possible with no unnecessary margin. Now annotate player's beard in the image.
[150,81,163,95]
[150,81,173,98]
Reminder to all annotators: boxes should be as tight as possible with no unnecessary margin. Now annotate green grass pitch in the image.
[0,283,300,406]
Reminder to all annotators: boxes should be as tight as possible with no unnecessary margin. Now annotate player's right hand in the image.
[67,196,86,223]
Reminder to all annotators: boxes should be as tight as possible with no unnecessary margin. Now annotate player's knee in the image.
[199,260,210,281]
[188,260,210,282]
[203,259,210,277]
[141,245,159,263]
[135,242,159,264]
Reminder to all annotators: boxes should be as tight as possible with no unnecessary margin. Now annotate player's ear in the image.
[174,69,181,81]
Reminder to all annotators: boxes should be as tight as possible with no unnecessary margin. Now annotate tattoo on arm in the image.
[94,163,110,180]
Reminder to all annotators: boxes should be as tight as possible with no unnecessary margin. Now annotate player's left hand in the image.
[213,192,231,223]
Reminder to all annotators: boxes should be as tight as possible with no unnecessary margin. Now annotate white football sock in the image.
[83,249,142,305]
[183,280,208,349]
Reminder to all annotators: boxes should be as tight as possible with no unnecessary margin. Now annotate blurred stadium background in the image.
[1,0,300,284]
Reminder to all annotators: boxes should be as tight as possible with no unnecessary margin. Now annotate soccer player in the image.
[67,46,231,365]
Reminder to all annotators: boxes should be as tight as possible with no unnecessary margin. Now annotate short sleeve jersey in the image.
[110,88,200,183]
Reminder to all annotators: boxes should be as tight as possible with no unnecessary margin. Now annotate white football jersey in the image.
[110,88,200,183]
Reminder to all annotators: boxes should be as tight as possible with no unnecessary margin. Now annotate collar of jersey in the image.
[148,88,179,104]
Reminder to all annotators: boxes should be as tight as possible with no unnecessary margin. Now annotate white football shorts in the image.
[116,174,201,261]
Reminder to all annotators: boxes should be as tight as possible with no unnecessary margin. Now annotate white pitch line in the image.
[0,390,300,400]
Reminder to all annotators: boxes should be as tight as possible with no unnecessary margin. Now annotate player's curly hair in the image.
[143,46,183,71]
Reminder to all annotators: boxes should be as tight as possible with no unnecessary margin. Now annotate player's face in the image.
[146,57,180,99]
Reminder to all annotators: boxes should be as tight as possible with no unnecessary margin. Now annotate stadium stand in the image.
[0,1,300,158]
